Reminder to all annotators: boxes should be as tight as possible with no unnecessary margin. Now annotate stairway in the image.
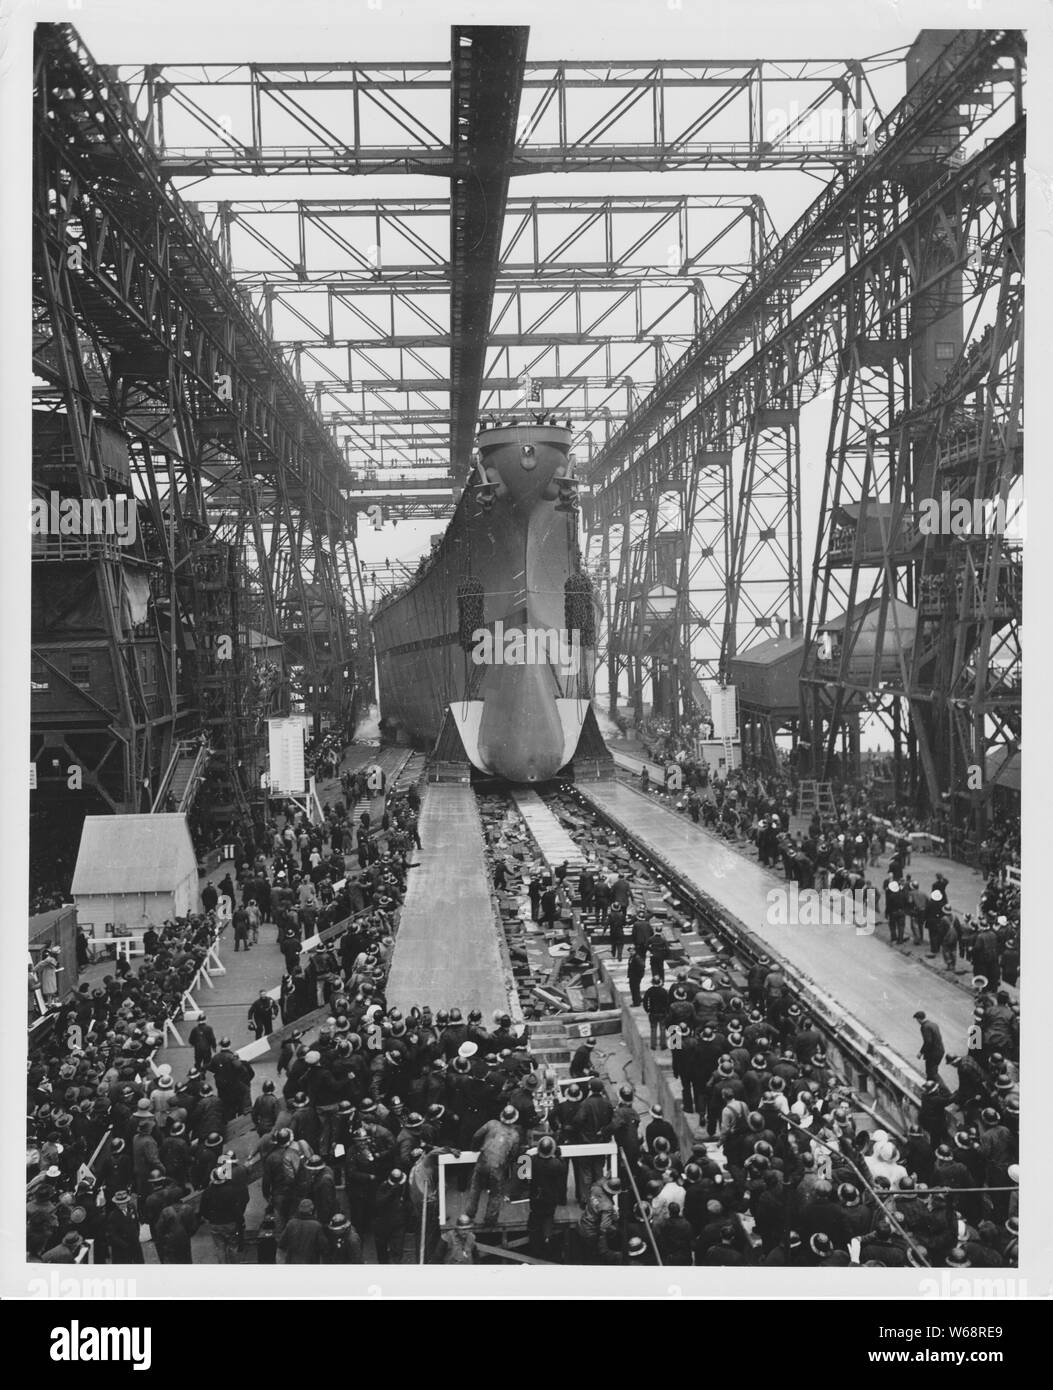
[152,738,210,813]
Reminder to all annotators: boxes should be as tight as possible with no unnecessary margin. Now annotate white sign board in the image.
[267,717,306,794]
[709,685,739,741]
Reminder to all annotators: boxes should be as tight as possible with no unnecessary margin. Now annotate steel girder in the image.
[448,26,529,472]
[196,194,764,287]
[584,421,733,711]
[586,30,1022,493]
[904,251,1022,836]
[33,24,368,814]
[581,32,1022,734]
[116,57,894,177]
[589,111,1024,719]
[798,117,1024,838]
[724,401,803,665]
[206,194,760,471]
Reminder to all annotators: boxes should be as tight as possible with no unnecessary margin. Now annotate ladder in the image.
[799,779,836,819]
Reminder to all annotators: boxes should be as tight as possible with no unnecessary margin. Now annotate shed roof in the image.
[71,814,197,896]
[729,632,805,669]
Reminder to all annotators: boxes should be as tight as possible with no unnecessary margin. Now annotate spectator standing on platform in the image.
[607,902,627,960]
[914,1012,945,1082]
[37,951,61,1004]
[465,1106,521,1227]
[643,975,670,1050]
[627,947,647,1007]
[593,875,612,928]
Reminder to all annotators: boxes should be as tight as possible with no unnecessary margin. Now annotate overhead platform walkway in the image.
[385,785,511,1018]
[574,781,973,1078]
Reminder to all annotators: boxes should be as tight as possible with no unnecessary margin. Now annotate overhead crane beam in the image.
[120,57,898,176]
[448,26,529,472]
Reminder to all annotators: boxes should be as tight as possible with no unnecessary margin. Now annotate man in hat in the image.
[626,946,647,1007]
[442,1213,478,1264]
[923,891,948,957]
[41,1230,84,1264]
[325,1212,364,1264]
[913,1011,945,1083]
[302,1153,339,1225]
[577,1173,622,1264]
[188,1014,217,1070]
[278,1198,328,1264]
[147,1072,178,1131]
[373,1168,411,1263]
[261,1128,304,1234]
[248,990,279,1040]
[252,1080,281,1138]
[643,974,671,1051]
[527,1135,569,1258]
[132,1118,161,1206]
[159,1122,191,1188]
[465,1106,522,1227]
[104,1190,144,1263]
[884,879,907,945]
[569,1036,598,1079]
[977,1108,1014,1222]
[971,921,1002,992]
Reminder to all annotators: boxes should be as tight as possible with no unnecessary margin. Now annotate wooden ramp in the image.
[511,791,587,869]
[385,785,510,1018]
[577,780,972,1078]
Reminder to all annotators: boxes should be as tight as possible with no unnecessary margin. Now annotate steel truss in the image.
[115,57,900,177]
[801,122,1024,839]
[31,23,368,816]
[190,194,762,470]
[587,30,1023,740]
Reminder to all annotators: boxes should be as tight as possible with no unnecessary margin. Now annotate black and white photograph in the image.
[2,0,1050,1326]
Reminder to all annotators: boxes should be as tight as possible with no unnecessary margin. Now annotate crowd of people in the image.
[634,754,1021,989]
[486,811,1020,1268]
[26,734,1021,1272]
[25,760,433,1266]
[27,912,223,1264]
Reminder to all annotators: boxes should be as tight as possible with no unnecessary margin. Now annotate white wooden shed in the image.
[71,814,199,935]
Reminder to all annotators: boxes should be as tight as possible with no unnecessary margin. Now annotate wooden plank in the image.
[473,1240,552,1265]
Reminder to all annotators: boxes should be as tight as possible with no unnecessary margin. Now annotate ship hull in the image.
[371,424,596,782]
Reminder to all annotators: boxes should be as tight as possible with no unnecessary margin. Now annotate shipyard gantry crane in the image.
[31,23,368,821]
